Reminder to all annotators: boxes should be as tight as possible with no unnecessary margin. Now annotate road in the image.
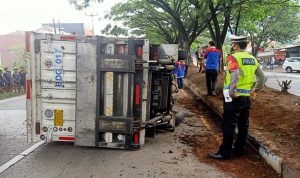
[264,71,300,96]
[0,94,231,178]
[190,60,300,96]
[0,95,33,166]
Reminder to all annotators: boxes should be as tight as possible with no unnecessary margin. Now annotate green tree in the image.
[235,1,300,56]
[69,0,103,10]
[102,0,212,50]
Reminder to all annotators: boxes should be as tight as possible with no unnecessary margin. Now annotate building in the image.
[0,31,25,68]
[284,45,300,58]
[42,23,85,36]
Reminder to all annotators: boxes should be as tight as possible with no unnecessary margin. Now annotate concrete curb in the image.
[185,79,300,178]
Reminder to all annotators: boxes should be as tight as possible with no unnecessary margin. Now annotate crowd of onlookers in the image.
[0,67,26,94]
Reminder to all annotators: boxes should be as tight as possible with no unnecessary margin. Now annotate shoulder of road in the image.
[185,69,300,178]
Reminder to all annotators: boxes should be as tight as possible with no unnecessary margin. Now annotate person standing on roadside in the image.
[195,47,203,72]
[0,69,5,93]
[270,56,275,70]
[176,60,185,89]
[19,67,26,92]
[12,68,21,93]
[208,36,266,160]
[203,41,222,96]
[3,67,13,93]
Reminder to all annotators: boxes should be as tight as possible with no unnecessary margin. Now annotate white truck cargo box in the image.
[26,32,177,149]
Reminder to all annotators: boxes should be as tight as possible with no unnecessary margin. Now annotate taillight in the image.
[133,133,139,144]
[135,84,140,105]
[26,80,31,99]
[137,46,143,58]
[59,136,75,141]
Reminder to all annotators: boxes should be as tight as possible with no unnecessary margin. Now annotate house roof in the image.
[275,44,300,50]
[42,23,85,36]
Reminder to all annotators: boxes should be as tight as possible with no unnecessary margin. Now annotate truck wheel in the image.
[286,67,292,73]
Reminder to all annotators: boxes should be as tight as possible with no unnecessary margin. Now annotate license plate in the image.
[99,120,127,131]
[54,109,64,126]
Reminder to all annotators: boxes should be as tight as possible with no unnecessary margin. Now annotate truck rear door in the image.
[27,33,76,143]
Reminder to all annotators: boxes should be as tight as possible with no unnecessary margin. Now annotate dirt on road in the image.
[186,65,300,171]
[174,90,279,178]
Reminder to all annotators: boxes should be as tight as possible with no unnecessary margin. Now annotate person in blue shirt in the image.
[3,67,13,93]
[176,60,185,89]
[0,69,5,93]
[203,41,222,96]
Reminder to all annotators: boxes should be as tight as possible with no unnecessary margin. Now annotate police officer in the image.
[209,35,266,159]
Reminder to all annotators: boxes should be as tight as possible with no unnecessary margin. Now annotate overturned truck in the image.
[26,32,180,149]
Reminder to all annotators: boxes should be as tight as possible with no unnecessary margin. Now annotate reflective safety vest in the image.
[224,51,259,96]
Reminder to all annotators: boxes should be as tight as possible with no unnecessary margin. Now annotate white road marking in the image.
[0,141,45,174]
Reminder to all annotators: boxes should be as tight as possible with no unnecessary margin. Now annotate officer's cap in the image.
[230,35,249,43]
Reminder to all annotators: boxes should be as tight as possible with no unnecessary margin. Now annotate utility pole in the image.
[52,18,57,34]
[85,12,98,35]
[58,21,61,34]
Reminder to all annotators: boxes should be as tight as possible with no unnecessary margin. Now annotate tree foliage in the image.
[70,0,300,60]
[103,0,213,50]
[229,0,300,56]
[69,0,103,10]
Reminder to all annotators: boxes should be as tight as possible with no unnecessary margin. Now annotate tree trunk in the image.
[180,40,190,51]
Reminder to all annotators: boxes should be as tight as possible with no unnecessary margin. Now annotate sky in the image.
[0,0,123,35]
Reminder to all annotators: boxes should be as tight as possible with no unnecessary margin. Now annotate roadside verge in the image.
[185,79,300,178]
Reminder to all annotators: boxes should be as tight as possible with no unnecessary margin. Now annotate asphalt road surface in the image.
[1,77,290,178]
[0,95,33,166]
[0,93,231,178]
[264,71,300,96]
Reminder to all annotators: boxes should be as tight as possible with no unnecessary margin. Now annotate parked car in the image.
[282,57,300,73]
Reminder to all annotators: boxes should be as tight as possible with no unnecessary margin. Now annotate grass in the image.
[0,91,25,100]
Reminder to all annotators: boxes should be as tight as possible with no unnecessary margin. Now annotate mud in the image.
[185,65,300,172]
[175,89,280,178]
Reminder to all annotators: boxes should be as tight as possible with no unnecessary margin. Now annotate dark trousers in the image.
[20,81,26,91]
[177,78,184,89]
[205,69,218,94]
[219,96,251,157]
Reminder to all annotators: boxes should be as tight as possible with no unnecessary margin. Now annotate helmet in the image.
[230,35,249,43]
